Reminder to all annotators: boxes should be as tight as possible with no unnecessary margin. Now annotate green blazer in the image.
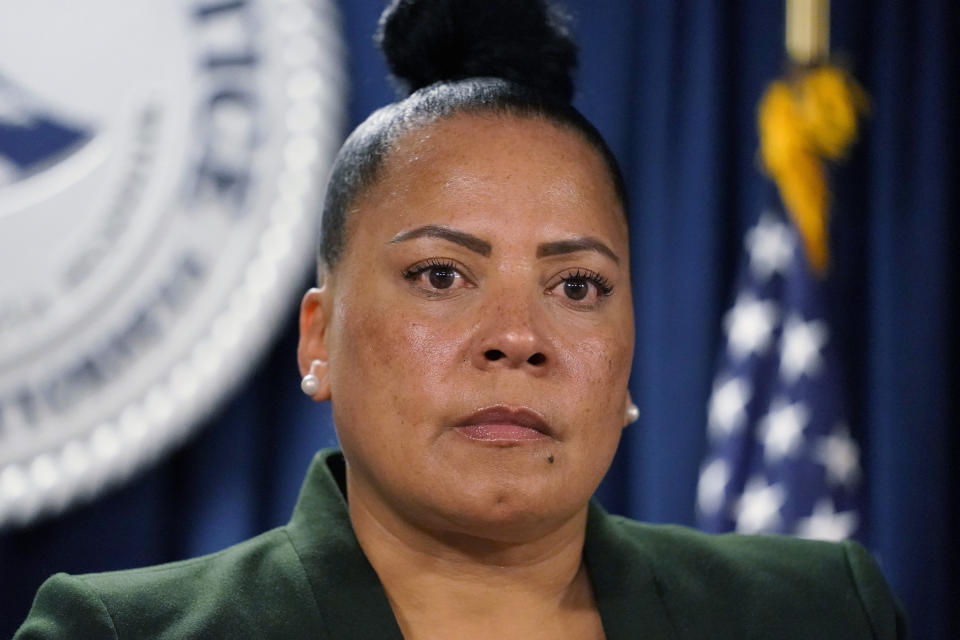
[16,449,907,639]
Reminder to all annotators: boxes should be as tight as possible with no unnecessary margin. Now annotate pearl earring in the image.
[300,373,320,396]
[625,403,639,425]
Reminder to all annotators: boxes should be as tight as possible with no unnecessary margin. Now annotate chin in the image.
[422,469,593,541]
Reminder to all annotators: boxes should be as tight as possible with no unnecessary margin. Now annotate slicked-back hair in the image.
[318,77,628,270]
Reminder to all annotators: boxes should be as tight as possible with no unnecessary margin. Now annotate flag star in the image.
[758,399,809,463]
[734,476,785,534]
[708,377,752,439]
[697,458,731,516]
[795,498,859,541]
[724,293,780,360]
[814,424,861,489]
[746,212,795,280]
[780,314,828,383]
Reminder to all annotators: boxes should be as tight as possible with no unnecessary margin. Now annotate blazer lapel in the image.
[285,450,404,640]
[585,501,678,640]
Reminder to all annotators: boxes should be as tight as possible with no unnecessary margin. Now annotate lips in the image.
[453,406,553,443]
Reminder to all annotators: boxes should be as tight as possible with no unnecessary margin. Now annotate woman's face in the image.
[299,113,634,540]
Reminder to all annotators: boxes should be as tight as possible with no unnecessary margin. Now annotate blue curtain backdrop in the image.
[2,1,956,637]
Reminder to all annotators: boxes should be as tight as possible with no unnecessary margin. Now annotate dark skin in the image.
[298,113,634,639]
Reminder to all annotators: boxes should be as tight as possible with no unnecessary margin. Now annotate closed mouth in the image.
[453,405,554,442]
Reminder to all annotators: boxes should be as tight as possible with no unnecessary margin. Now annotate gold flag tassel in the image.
[757,0,868,276]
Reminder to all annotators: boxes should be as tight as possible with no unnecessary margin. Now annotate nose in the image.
[470,296,551,373]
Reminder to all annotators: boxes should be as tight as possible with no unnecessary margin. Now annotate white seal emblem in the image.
[0,0,345,527]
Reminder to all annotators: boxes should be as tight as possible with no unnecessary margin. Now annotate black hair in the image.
[318,0,628,269]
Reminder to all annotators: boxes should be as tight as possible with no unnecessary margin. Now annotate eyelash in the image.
[560,269,614,296]
[402,258,460,281]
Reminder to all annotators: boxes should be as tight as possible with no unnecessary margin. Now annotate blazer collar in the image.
[584,501,679,639]
[285,449,404,639]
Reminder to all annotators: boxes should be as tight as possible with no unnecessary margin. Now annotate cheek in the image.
[558,321,632,385]
[553,327,633,423]
[330,297,466,404]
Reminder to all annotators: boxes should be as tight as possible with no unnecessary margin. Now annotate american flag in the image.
[696,192,862,540]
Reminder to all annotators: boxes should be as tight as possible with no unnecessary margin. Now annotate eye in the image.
[549,268,613,306]
[403,259,471,294]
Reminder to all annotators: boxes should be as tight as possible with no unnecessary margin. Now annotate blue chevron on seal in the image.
[0,73,93,185]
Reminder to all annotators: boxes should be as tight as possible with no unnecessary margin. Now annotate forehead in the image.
[355,112,627,240]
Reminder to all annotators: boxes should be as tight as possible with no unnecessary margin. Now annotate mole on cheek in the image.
[547,455,555,464]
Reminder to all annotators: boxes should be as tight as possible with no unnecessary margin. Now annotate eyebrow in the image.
[389,225,492,257]
[389,225,620,264]
[536,237,620,264]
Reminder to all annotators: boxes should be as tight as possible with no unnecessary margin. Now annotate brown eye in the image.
[549,268,613,307]
[403,259,471,294]
[563,279,589,300]
[428,267,456,289]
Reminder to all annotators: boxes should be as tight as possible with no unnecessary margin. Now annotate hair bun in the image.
[377,0,578,103]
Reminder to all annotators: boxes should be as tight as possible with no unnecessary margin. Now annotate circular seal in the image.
[0,0,345,527]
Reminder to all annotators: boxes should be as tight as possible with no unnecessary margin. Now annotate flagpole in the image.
[786,0,830,64]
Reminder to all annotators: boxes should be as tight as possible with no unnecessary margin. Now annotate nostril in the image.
[485,349,506,361]
[527,353,546,366]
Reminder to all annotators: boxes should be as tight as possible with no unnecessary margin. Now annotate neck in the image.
[347,476,603,640]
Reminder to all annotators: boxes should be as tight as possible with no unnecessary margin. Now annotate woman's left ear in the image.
[297,286,332,401]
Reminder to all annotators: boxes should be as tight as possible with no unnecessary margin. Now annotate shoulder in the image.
[15,526,322,640]
[611,515,851,579]
[598,515,907,639]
